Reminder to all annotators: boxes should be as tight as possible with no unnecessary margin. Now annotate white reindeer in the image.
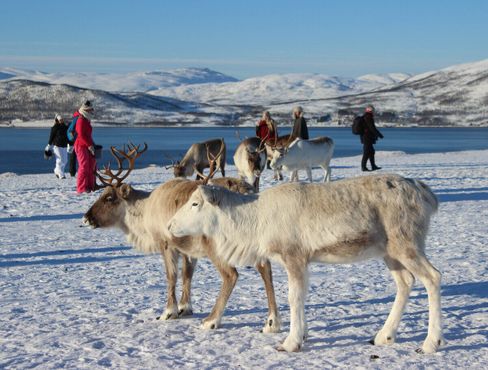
[83,144,281,333]
[167,174,443,353]
[270,136,334,182]
[233,137,267,192]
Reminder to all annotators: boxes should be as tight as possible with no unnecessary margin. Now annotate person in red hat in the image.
[361,105,384,171]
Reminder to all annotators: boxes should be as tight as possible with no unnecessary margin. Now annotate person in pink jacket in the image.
[74,100,96,193]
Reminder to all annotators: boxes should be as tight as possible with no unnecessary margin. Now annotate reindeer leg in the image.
[371,255,414,346]
[277,256,308,352]
[306,167,313,183]
[253,177,260,193]
[397,252,444,353]
[201,258,238,330]
[178,255,197,317]
[158,243,179,320]
[323,165,331,182]
[256,260,281,333]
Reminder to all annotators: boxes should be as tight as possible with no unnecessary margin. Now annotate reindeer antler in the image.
[193,139,225,184]
[96,142,148,187]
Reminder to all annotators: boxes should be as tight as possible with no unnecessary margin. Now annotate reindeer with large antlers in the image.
[83,142,281,333]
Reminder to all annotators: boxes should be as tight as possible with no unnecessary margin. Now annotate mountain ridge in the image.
[1,59,487,126]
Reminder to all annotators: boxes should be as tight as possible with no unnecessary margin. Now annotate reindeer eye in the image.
[106,195,114,202]
[192,202,199,207]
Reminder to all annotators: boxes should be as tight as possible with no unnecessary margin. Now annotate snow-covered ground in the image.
[1,150,487,369]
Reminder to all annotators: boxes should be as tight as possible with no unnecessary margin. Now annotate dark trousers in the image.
[69,150,77,177]
[361,141,376,170]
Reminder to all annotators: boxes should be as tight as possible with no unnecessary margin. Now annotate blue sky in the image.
[1,0,487,78]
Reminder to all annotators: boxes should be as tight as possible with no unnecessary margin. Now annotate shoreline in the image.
[0,121,485,129]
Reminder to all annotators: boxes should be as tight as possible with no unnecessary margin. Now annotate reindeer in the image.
[173,138,226,180]
[270,136,335,183]
[233,137,267,192]
[83,143,280,333]
[167,174,444,353]
[265,134,293,181]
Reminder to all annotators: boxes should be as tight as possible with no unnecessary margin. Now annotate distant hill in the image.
[0,61,487,126]
[0,67,238,92]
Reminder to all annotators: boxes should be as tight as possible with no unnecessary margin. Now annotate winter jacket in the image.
[48,123,69,147]
[291,116,309,140]
[73,111,94,149]
[256,119,277,141]
[361,112,383,144]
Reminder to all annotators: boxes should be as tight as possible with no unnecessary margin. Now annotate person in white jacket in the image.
[45,114,70,179]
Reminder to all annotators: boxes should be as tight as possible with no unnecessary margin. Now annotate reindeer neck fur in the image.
[119,189,158,253]
[179,150,196,177]
[210,191,265,266]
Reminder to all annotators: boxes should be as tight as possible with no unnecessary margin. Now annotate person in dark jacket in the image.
[45,114,69,178]
[291,106,309,140]
[360,105,384,171]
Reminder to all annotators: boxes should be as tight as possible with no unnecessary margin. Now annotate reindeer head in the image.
[83,142,147,229]
[167,185,223,238]
[246,138,267,177]
[269,146,286,170]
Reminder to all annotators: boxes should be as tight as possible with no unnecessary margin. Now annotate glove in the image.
[45,144,52,152]
[88,145,95,156]
[67,144,73,154]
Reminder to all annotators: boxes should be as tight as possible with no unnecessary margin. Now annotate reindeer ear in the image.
[119,184,132,199]
[199,185,221,206]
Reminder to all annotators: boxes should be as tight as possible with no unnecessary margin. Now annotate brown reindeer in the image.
[84,143,281,333]
[174,138,226,180]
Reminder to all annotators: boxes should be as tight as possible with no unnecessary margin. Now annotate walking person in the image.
[360,105,384,171]
[68,138,77,177]
[291,106,309,140]
[74,100,96,193]
[287,106,309,181]
[45,114,69,179]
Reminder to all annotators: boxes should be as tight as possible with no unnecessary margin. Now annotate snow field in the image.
[0,150,487,369]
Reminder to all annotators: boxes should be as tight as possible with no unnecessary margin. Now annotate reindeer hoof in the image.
[262,315,281,333]
[159,308,178,320]
[178,308,193,317]
[276,342,301,352]
[276,337,302,352]
[201,318,220,330]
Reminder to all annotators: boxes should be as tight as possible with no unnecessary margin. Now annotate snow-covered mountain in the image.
[0,67,238,93]
[148,72,410,105]
[0,60,487,126]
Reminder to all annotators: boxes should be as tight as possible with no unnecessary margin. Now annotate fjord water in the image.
[1,126,488,174]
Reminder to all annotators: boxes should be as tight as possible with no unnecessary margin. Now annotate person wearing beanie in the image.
[360,105,384,171]
[46,114,69,179]
[73,100,96,193]
[291,106,309,140]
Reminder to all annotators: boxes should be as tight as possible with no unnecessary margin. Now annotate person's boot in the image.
[370,156,381,171]
[361,157,370,172]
